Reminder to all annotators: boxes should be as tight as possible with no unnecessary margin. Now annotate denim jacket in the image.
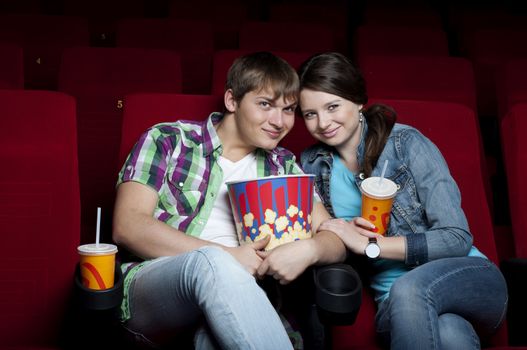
[301,121,473,267]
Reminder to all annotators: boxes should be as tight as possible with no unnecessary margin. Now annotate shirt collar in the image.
[202,112,223,157]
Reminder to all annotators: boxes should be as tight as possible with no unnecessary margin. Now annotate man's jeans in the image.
[123,246,293,349]
[376,257,508,350]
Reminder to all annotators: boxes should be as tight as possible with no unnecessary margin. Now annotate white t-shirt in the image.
[199,152,258,246]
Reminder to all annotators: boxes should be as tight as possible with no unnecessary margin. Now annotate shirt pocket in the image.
[166,168,204,215]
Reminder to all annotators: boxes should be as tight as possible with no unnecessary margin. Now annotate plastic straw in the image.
[95,207,101,246]
[378,160,389,186]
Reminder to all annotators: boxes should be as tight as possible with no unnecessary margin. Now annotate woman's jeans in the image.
[375,257,508,350]
[123,246,293,349]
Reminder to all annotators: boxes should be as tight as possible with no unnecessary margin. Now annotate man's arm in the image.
[112,181,218,259]
[113,181,269,274]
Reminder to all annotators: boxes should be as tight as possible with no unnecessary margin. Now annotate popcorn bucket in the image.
[227,174,316,251]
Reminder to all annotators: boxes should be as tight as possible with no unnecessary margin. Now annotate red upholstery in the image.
[0,43,24,89]
[496,59,527,120]
[58,47,182,243]
[332,100,508,348]
[362,5,443,28]
[168,0,249,50]
[239,21,336,53]
[352,25,449,62]
[0,14,89,89]
[458,28,527,117]
[0,90,80,348]
[120,93,223,167]
[500,103,527,258]
[116,18,214,94]
[359,55,477,113]
[268,2,350,54]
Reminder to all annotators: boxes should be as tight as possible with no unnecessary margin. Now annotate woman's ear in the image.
[224,89,237,113]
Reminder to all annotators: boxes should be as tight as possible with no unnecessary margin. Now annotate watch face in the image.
[365,242,381,259]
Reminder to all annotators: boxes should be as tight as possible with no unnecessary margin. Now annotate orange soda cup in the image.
[77,243,118,290]
[360,176,398,236]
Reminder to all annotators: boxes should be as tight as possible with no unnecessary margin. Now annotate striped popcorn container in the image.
[227,174,316,251]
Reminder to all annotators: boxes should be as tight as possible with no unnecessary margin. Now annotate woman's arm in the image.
[401,128,473,263]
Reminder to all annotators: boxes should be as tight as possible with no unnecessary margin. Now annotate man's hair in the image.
[225,51,299,103]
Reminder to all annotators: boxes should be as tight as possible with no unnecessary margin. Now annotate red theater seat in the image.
[119,93,223,166]
[58,46,182,244]
[0,43,24,89]
[268,2,350,54]
[0,14,89,90]
[496,59,527,120]
[0,90,80,349]
[359,55,477,113]
[332,99,509,349]
[169,0,249,50]
[239,21,335,53]
[116,18,214,94]
[458,28,527,118]
[500,103,527,259]
[353,25,449,62]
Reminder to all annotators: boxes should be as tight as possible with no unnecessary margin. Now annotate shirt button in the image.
[126,165,132,170]
[211,192,215,197]
[179,182,184,187]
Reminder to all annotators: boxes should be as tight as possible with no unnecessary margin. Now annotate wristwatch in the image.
[364,237,381,259]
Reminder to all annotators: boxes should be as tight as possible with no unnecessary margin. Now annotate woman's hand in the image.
[224,236,270,276]
[318,217,377,254]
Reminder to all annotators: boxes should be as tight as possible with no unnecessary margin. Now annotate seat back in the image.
[0,14,89,89]
[120,93,223,167]
[501,103,527,259]
[458,28,527,117]
[496,59,527,120]
[0,90,80,347]
[0,43,24,89]
[359,55,477,113]
[58,46,182,244]
[268,2,350,54]
[352,25,449,62]
[239,21,335,53]
[116,18,214,94]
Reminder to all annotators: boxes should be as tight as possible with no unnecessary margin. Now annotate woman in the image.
[298,52,507,349]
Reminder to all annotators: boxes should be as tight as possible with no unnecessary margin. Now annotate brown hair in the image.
[298,52,396,176]
[225,51,299,104]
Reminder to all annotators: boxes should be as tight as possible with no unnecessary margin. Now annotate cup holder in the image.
[314,263,362,325]
[74,263,123,311]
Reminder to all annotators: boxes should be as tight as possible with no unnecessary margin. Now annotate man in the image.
[113,51,346,349]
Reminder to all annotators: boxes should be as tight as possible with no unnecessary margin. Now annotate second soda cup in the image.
[360,176,398,235]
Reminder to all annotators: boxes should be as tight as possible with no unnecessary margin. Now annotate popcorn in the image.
[227,175,315,251]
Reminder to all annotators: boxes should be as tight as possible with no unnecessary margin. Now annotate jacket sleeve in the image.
[400,129,473,265]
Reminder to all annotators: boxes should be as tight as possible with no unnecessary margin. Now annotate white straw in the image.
[378,160,389,186]
[95,207,101,246]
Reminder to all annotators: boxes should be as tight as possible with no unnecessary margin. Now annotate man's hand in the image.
[225,235,270,275]
[255,239,317,285]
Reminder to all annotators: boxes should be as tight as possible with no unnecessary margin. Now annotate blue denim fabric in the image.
[123,246,293,350]
[375,257,508,349]
[301,122,473,266]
